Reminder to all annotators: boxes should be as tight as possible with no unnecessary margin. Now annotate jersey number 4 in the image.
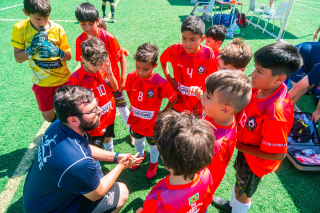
[187,68,193,78]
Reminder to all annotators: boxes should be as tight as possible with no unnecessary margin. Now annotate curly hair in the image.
[81,37,109,66]
[134,43,159,66]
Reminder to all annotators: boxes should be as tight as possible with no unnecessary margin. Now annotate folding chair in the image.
[194,0,216,25]
[256,2,288,33]
[246,0,267,25]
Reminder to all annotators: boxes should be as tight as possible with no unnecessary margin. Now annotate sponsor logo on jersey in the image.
[132,106,154,120]
[197,66,205,74]
[246,116,257,131]
[33,59,63,70]
[101,101,111,115]
[189,193,199,205]
[104,77,110,86]
[178,84,197,96]
[147,90,154,98]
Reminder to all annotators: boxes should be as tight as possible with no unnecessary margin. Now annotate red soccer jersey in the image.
[141,168,214,213]
[160,43,218,112]
[214,49,221,65]
[202,113,237,194]
[125,71,177,137]
[67,66,116,137]
[237,84,294,177]
[75,28,122,83]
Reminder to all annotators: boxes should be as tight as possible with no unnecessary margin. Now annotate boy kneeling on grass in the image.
[137,111,216,213]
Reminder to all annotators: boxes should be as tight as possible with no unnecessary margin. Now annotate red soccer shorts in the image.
[32,83,66,112]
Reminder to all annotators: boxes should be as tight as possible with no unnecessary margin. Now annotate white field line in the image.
[0,19,78,22]
[0,121,50,213]
[294,2,320,11]
[247,20,278,39]
[0,4,23,11]
[294,0,320,5]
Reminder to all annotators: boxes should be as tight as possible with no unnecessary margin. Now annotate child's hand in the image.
[167,76,179,92]
[102,61,112,75]
[189,86,203,100]
[131,153,144,167]
[136,207,143,213]
[312,109,320,123]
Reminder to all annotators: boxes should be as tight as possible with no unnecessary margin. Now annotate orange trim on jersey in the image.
[165,172,201,190]
[254,85,284,102]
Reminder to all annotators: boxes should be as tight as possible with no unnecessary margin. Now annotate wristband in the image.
[114,152,119,163]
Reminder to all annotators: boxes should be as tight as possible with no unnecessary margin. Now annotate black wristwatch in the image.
[114,152,120,163]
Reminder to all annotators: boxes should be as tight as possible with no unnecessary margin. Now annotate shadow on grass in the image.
[5,197,23,213]
[121,197,144,212]
[0,148,28,180]
[276,158,320,213]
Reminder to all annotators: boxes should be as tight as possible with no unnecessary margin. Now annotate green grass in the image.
[1,0,320,212]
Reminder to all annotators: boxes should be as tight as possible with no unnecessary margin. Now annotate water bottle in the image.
[39,26,49,58]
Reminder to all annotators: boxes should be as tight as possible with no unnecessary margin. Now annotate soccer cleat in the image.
[116,108,120,117]
[293,104,302,112]
[146,162,159,179]
[103,15,110,21]
[130,152,145,170]
[266,8,275,15]
[212,197,232,212]
[111,18,116,23]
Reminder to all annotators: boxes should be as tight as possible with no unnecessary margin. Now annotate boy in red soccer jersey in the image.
[205,25,227,65]
[190,70,252,200]
[68,37,118,177]
[212,42,303,213]
[11,0,72,122]
[160,16,218,115]
[136,111,215,213]
[75,3,133,144]
[218,38,252,72]
[125,43,177,178]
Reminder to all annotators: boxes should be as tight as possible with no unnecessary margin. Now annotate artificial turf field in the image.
[0,0,320,212]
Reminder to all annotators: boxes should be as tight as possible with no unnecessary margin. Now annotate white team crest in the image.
[41,135,57,163]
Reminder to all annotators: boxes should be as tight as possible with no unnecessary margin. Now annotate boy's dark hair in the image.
[54,85,95,123]
[220,38,252,69]
[181,16,205,37]
[24,0,51,17]
[205,25,227,43]
[98,17,107,30]
[154,111,214,181]
[81,37,109,66]
[206,70,252,113]
[75,3,99,23]
[254,42,303,78]
[134,43,159,66]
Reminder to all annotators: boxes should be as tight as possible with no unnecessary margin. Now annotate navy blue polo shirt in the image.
[23,120,100,213]
[295,42,320,85]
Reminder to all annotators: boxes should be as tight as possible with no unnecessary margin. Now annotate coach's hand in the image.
[39,42,66,59]
[25,32,44,56]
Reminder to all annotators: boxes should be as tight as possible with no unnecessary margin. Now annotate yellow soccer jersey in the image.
[11,18,71,87]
